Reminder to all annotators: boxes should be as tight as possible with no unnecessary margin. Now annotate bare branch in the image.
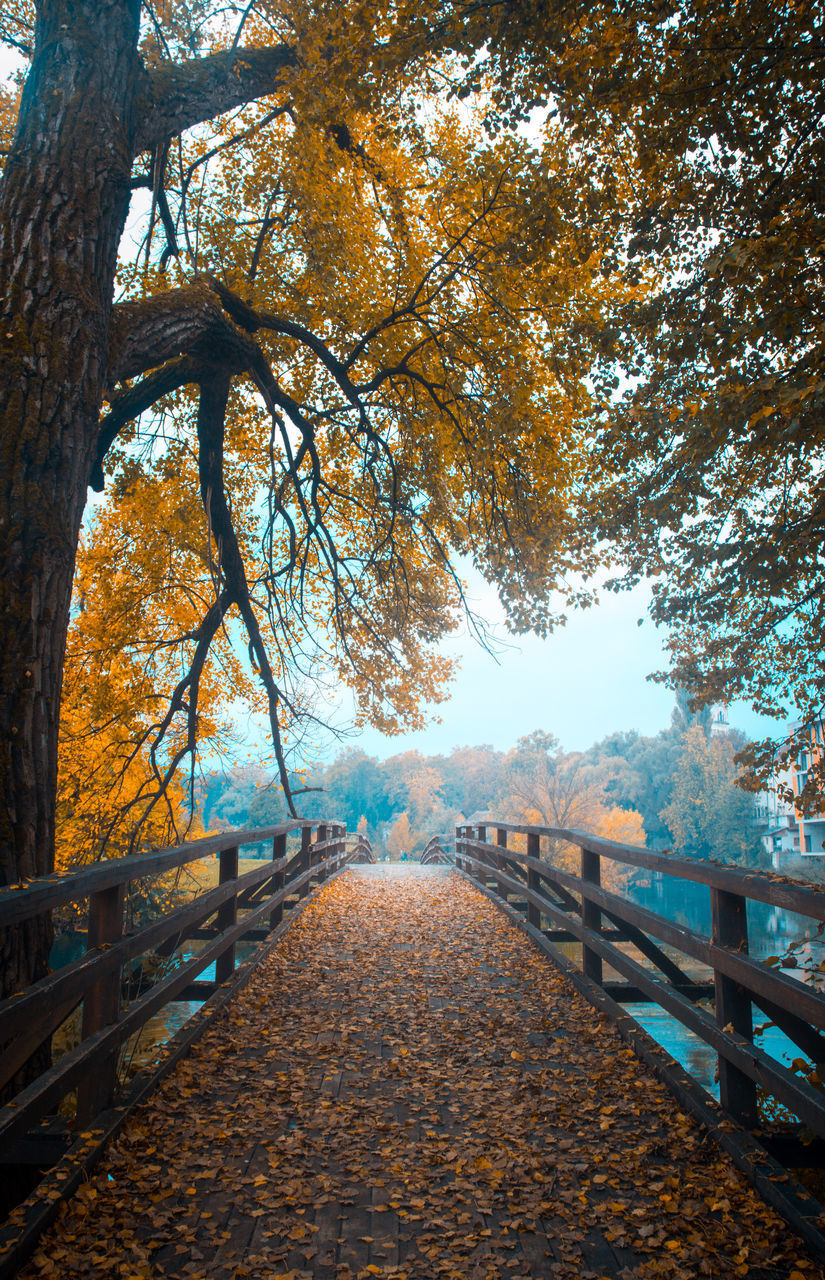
[94,355,209,488]
[196,369,301,816]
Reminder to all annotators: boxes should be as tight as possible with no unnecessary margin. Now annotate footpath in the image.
[17,867,825,1280]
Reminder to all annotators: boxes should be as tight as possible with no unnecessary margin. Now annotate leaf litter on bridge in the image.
[18,870,825,1280]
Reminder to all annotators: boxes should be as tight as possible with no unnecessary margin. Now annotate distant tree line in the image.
[199,699,764,867]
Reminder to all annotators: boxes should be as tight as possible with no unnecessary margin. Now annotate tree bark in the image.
[135,45,297,153]
[0,0,390,1041]
[0,5,305,1019]
[0,0,142,1000]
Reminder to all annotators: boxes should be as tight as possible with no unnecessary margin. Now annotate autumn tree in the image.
[500,730,645,889]
[386,809,413,859]
[55,476,253,865]
[502,731,611,830]
[0,0,627,1003]
[311,749,393,832]
[438,744,504,818]
[474,0,825,785]
[660,724,766,867]
[583,710,716,849]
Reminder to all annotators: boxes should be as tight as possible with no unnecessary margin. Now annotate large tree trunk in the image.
[0,0,141,1000]
[0,2,307,1021]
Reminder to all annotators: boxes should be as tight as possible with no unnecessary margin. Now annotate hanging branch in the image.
[86,160,526,834]
[196,368,308,815]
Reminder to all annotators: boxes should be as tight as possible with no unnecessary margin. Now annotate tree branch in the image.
[93,355,209,489]
[196,369,301,816]
[134,44,298,154]
[108,281,261,383]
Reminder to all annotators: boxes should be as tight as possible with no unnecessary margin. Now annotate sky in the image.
[313,565,783,763]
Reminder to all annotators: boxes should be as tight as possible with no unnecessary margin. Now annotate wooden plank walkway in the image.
[16,868,825,1280]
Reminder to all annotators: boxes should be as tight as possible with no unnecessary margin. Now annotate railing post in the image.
[216,845,239,984]
[299,825,312,899]
[329,823,341,872]
[581,843,603,985]
[317,823,328,882]
[477,824,489,889]
[711,887,758,1128]
[77,882,125,1125]
[527,832,541,930]
[270,832,286,930]
[495,827,508,901]
[454,824,462,872]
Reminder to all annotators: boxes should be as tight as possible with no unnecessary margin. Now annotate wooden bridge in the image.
[2,821,825,1278]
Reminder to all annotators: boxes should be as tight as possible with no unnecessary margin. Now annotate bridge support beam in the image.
[476,825,493,891]
[270,832,286,930]
[581,845,603,986]
[495,828,509,902]
[527,832,541,930]
[299,826,312,899]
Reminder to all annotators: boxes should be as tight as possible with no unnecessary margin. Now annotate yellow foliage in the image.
[8,0,640,846]
[386,810,413,857]
[501,733,645,893]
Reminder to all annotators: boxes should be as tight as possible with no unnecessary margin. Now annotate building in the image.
[754,783,798,866]
[709,705,731,738]
[792,716,825,855]
[754,715,825,862]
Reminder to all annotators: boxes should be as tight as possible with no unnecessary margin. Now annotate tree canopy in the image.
[199,712,764,870]
[479,0,825,782]
[0,0,631,898]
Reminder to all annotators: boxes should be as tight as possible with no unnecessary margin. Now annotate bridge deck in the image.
[18,868,825,1279]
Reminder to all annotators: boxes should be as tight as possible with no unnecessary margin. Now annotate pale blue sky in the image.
[331,568,782,761]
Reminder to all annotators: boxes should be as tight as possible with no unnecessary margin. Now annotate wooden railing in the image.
[420,834,453,865]
[0,819,349,1167]
[347,832,376,863]
[456,821,825,1140]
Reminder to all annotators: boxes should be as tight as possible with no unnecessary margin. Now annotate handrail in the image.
[0,819,349,1158]
[470,821,825,920]
[0,820,311,927]
[455,820,825,1139]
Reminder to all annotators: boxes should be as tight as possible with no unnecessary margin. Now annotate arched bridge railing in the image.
[420,834,453,865]
[0,819,349,1175]
[347,833,376,863]
[456,821,825,1150]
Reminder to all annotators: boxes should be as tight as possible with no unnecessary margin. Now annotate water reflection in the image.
[630,872,825,963]
[623,1002,800,1099]
[118,939,259,1077]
